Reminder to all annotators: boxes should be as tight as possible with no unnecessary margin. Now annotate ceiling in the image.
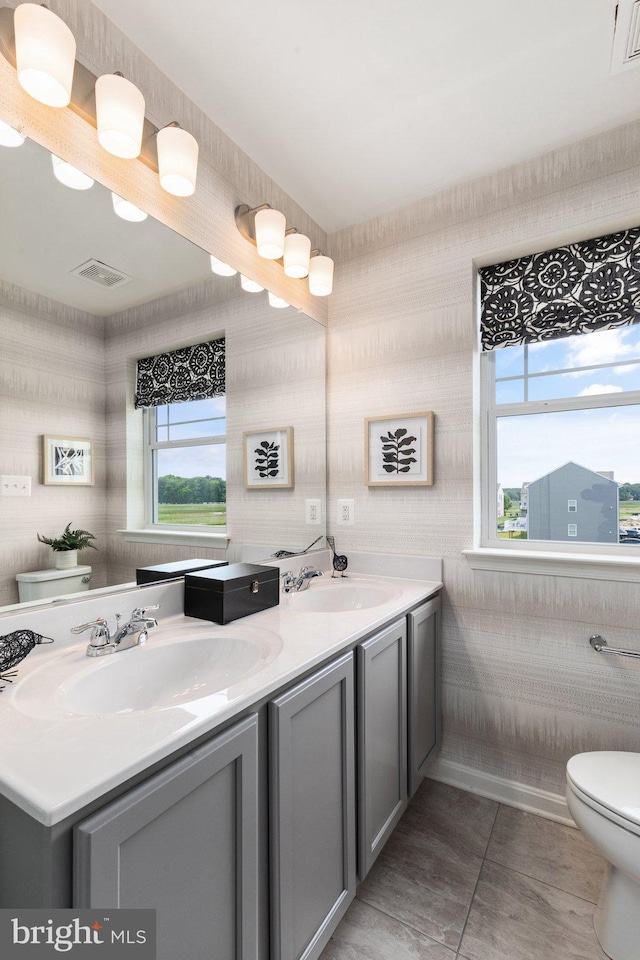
[0,136,215,315]
[91,0,639,233]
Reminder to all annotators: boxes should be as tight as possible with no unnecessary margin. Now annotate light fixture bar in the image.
[0,6,173,175]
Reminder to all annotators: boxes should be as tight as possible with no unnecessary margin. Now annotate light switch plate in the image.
[0,475,31,496]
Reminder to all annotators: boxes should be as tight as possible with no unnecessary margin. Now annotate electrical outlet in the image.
[337,498,354,525]
[0,475,31,497]
[305,498,321,524]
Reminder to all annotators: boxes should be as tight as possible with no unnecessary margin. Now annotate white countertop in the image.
[0,572,441,826]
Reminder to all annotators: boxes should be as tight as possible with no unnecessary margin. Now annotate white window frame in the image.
[143,404,226,533]
[567,523,578,537]
[479,345,640,560]
[567,500,577,512]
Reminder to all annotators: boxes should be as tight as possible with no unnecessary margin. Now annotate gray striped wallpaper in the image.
[325,119,640,797]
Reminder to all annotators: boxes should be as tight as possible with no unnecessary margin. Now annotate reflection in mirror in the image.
[0,134,326,612]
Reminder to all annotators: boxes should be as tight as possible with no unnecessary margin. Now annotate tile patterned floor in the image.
[321,780,608,960]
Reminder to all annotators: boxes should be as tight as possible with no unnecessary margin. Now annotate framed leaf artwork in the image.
[42,435,94,485]
[365,413,434,486]
[243,426,294,489]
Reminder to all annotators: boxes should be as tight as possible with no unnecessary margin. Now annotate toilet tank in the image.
[15,565,93,603]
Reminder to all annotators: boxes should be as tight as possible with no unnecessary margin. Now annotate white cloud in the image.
[566,328,639,369]
[578,384,624,397]
[497,405,640,487]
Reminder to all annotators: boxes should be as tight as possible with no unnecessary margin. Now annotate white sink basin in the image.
[13,626,282,718]
[284,579,402,613]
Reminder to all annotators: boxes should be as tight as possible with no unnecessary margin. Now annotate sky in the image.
[494,328,640,488]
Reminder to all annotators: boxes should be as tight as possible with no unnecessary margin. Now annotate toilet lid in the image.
[567,752,640,827]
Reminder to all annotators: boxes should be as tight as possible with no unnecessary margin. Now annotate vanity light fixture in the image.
[0,6,200,199]
[156,123,199,197]
[235,202,334,297]
[240,275,264,293]
[0,119,25,147]
[210,255,237,277]
[111,192,148,222]
[268,291,290,309]
[308,253,334,297]
[51,154,94,190]
[95,73,145,159]
[14,3,76,108]
[283,231,311,279]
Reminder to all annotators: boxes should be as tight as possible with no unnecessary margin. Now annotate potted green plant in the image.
[37,522,97,570]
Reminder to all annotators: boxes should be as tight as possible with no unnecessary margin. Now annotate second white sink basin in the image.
[13,626,282,719]
[284,579,401,613]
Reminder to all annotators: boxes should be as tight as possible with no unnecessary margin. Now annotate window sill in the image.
[462,547,640,582]
[118,529,230,549]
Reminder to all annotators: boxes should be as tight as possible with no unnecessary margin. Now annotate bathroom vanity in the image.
[0,566,441,960]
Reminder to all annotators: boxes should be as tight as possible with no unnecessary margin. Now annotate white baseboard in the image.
[427,757,575,827]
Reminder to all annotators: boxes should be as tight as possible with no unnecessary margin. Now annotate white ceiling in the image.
[91,0,640,233]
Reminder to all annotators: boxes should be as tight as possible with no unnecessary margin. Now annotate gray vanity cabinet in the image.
[74,714,260,960]
[357,617,407,880]
[407,595,441,797]
[269,652,356,960]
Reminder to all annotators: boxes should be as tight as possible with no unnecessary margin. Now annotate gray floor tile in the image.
[320,899,456,960]
[409,780,499,859]
[485,804,606,903]
[357,813,483,951]
[458,860,607,960]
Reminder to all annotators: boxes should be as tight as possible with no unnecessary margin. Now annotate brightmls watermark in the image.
[0,910,155,958]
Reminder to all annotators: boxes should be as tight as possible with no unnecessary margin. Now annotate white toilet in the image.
[15,565,92,603]
[566,751,640,960]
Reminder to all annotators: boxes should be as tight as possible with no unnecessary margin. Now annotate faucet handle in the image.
[130,604,160,620]
[71,617,108,635]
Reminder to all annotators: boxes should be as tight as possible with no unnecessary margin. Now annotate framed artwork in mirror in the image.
[365,412,434,486]
[43,435,94,486]
[244,427,294,489]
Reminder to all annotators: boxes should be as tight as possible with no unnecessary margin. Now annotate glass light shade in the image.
[210,256,237,277]
[95,74,145,159]
[157,126,199,197]
[268,291,289,309]
[283,232,311,279]
[14,4,76,108]
[51,154,94,190]
[0,120,25,148]
[111,192,148,222]
[240,275,264,293]
[255,208,286,259]
[308,255,334,296]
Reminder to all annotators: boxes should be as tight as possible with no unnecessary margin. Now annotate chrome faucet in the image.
[282,566,325,593]
[72,605,160,657]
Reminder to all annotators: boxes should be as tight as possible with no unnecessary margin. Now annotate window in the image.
[482,326,640,549]
[144,397,226,529]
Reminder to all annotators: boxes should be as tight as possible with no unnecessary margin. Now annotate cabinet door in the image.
[357,618,407,880]
[74,714,259,960]
[408,595,441,797]
[270,652,356,960]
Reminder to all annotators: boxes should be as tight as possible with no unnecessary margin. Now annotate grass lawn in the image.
[620,500,640,521]
[158,503,226,525]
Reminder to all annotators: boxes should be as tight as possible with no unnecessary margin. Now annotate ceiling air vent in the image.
[69,258,133,289]
[611,0,640,73]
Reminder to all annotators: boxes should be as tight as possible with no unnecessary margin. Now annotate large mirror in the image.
[0,134,326,612]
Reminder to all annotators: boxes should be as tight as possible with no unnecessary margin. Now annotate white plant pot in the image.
[54,550,77,570]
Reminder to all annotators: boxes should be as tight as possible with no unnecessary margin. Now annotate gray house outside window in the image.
[527,462,619,544]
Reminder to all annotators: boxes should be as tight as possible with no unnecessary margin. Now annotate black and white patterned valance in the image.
[134,337,225,409]
[480,227,640,351]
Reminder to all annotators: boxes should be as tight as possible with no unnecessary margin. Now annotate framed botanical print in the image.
[365,412,434,486]
[243,426,294,489]
[43,435,94,485]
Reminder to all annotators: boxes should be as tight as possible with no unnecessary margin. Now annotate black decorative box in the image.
[184,563,280,624]
[136,559,228,585]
